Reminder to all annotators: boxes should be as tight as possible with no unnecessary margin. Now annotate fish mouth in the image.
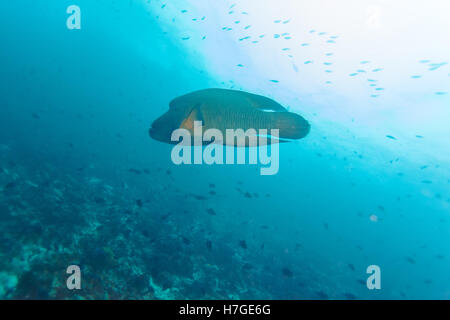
[149,123,179,144]
[148,126,157,139]
[148,125,165,143]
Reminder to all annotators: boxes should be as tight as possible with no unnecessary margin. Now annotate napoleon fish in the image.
[149,88,310,146]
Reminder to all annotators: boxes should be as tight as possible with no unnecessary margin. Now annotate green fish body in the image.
[150,88,310,146]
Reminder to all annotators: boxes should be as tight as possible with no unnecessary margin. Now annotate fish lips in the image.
[148,125,161,141]
[149,114,177,144]
[149,124,177,144]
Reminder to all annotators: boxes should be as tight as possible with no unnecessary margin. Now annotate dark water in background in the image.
[0,0,449,299]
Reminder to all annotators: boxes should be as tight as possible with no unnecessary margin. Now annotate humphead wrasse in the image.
[149,88,310,147]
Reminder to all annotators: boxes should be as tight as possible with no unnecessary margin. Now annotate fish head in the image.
[149,104,202,144]
[149,109,184,144]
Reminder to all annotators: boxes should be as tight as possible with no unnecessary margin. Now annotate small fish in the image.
[356,279,366,286]
[181,236,190,245]
[206,240,212,251]
[242,263,253,271]
[94,197,105,204]
[281,268,293,277]
[347,263,355,271]
[386,135,397,140]
[128,168,142,174]
[343,293,357,300]
[316,291,328,299]
[4,182,16,189]
[405,257,416,264]
[191,194,207,200]
[429,62,447,71]
[160,213,171,220]
[206,208,216,215]
[239,240,247,249]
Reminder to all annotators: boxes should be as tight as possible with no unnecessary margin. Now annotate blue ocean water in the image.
[0,0,449,299]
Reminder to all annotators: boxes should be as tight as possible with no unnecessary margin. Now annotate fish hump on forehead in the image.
[168,91,205,128]
[169,89,217,109]
[169,92,197,110]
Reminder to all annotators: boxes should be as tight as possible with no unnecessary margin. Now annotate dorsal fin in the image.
[244,92,288,112]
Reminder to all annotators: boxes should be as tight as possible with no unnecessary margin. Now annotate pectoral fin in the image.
[180,105,203,135]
